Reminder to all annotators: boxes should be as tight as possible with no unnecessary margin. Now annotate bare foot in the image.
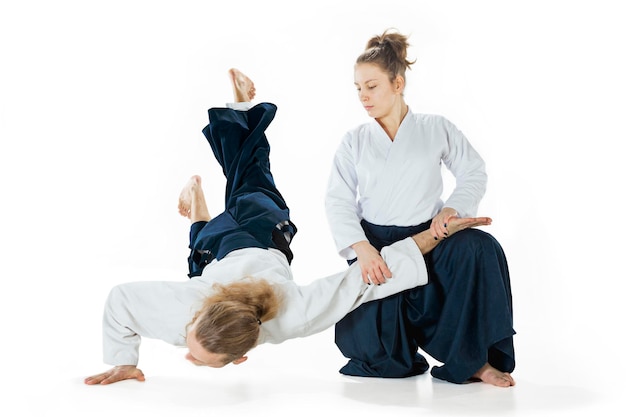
[471,363,516,387]
[229,68,256,102]
[178,175,202,218]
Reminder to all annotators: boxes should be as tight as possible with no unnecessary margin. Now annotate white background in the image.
[1,1,624,416]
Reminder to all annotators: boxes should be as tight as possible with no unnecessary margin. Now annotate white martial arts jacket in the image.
[102,237,427,366]
[326,109,487,259]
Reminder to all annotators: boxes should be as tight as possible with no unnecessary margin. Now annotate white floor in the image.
[2,1,625,416]
[3,263,624,417]
[5,317,623,417]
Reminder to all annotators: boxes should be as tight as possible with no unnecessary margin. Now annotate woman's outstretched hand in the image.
[445,216,492,236]
[84,365,145,385]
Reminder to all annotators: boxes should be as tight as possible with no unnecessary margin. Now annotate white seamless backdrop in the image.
[1,1,624,416]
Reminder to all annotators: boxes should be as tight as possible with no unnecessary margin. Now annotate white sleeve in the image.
[102,281,196,366]
[325,133,368,259]
[356,237,429,305]
[102,285,142,366]
[280,237,428,340]
[440,118,488,217]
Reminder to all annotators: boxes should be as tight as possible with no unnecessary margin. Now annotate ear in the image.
[394,75,405,94]
[232,356,248,365]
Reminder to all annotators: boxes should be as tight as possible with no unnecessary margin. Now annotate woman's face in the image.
[185,329,229,368]
[185,327,249,368]
[354,63,403,119]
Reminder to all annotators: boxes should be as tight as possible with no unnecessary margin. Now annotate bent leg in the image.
[409,229,516,384]
[335,292,429,378]
[186,88,295,273]
[334,220,431,378]
[202,103,288,216]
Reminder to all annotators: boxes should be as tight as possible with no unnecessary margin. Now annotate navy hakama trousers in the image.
[335,220,515,383]
[187,102,296,277]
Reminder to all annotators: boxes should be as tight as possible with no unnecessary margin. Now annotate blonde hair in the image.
[357,28,416,84]
[187,278,282,365]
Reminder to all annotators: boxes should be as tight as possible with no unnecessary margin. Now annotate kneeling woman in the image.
[326,30,515,387]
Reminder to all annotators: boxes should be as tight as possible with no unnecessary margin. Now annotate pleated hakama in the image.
[335,220,515,383]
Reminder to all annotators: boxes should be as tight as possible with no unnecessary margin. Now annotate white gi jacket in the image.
[102,237,427,366]
[326,109,487,259]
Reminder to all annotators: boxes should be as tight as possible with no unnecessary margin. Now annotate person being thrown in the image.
[84,69,494,386]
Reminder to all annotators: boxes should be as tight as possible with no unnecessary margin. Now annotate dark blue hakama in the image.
[187,103,296,277]
[335,220,515,383]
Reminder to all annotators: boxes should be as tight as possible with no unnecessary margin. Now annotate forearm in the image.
[412,216,492,254]
[412,230,440,255]
[103,321,141,366]
[103,287,141,366]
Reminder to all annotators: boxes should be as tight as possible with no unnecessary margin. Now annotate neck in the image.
[377,102,408,141]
